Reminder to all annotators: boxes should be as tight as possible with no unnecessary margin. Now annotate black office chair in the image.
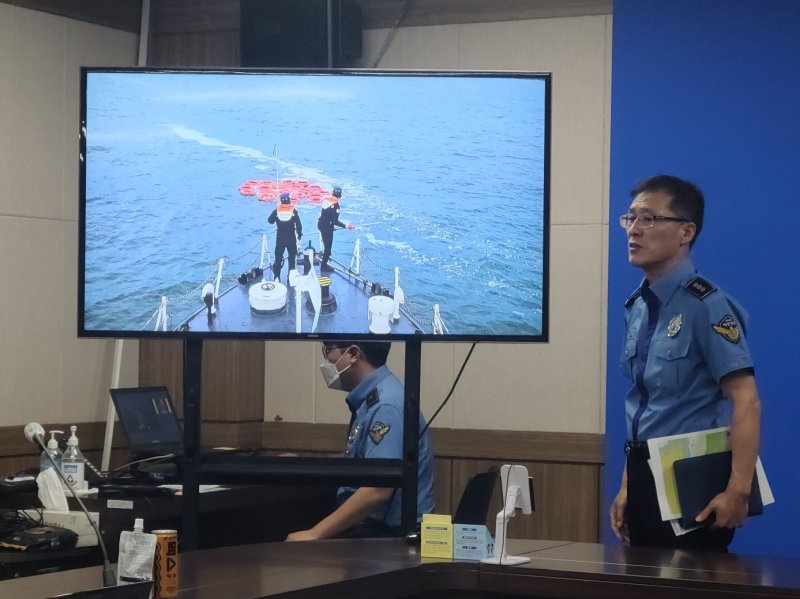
[453,468,499,525]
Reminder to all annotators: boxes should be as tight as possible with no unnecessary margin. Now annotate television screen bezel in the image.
[78,66,551,343]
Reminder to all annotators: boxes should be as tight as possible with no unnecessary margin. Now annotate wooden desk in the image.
[2,538,799,598]
[0,484,335,563]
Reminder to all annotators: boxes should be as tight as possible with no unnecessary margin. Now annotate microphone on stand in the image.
[24,422,116,587]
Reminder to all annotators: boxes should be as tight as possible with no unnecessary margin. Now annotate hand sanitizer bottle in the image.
[39,430,64,474]
[61,425,86,490]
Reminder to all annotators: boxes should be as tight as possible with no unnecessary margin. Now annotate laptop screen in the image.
[48,581,153,599]
[110,387,184,457]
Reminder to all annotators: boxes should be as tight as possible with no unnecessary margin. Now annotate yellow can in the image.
[151,529,179,598]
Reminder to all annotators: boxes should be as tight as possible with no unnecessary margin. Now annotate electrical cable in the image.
[371,0,415,68]
[110,453,177,474]
[499,464,512,565]
[418,342,477,440]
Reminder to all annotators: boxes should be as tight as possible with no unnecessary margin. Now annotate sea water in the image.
[83,72,546,336]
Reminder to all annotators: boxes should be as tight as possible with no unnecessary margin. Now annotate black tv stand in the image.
[179,338,422,551]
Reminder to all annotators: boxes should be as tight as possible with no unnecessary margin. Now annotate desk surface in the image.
[2,538,800,599]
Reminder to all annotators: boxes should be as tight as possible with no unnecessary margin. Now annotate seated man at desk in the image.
[286,341,435,540]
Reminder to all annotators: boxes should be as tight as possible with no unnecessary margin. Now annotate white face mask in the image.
[319,349,353,390]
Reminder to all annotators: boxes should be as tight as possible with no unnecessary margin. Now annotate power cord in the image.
[110,453,177,474]
[499,465,513,565]
[418,343,476,439]
[0,508,41,537]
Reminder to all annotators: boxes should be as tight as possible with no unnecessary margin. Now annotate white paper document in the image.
[645,427,774,535]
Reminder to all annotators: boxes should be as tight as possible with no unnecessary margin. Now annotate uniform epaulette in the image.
[684,276,717,299]
[365,388,380,408]
[624,289,641,308]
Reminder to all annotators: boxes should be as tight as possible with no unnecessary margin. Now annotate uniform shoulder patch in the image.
[624,289,641,308]
[368,421,390,444]
[712,314,741,344]
[365,388,380,408]
[685,276,717,299]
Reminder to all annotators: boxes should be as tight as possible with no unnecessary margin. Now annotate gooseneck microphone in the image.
[24,422,117,587]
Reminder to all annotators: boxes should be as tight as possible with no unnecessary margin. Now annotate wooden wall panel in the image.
[261,422,603,541]
[148,30,241,67]
[147,0,240,67]
[433,458,452,516]
[450,459,599,543]
[1,0,142,31]
[359,0,612,28]
[0,420,603,541]
[138,339,184,407]
[139,339,265,423]
[434,429,604,464]
[150,0,240,34]
[200,340,265,421]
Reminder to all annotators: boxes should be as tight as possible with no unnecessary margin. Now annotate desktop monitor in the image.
[78,67,550,342]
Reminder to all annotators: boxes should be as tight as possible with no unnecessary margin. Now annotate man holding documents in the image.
[610,175,762,551]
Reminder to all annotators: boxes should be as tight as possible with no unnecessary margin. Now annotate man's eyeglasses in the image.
[619,213,692,229]
[321,345,340,358]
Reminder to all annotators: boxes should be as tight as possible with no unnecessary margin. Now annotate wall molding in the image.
[260,422,605,464]
[1,421,604,465]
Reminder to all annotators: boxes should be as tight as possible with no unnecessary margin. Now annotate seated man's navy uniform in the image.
[337,364,435,536]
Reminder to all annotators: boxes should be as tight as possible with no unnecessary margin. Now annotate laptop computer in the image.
[110,386,185,459]
[48,581,152,599]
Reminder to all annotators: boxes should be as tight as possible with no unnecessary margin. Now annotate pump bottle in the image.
[39,430,64,474]
[61,425,86,490]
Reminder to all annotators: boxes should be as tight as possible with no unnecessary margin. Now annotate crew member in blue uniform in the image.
[267,192,303,283]
[286,341,435,540]
[610,175,762,551]
[317,185,352,273]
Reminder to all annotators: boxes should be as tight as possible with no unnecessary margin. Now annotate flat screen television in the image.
[79,68,550,342]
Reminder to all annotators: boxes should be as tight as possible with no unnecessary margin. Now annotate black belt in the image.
[624,440,650,460]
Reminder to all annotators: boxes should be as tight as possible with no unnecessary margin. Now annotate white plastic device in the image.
[481,464,534,566]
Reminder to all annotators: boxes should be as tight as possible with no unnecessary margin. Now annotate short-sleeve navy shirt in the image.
[620,259,754,440]
[338,365,435,527]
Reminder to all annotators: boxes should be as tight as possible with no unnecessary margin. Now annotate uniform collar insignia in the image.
[365,388,380,408]
[685,276,717,299]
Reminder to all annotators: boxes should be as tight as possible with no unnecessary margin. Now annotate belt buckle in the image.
[625,441,645,458]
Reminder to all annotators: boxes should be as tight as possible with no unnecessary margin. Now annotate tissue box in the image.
[453,524,494,560]
[420,513,453,559]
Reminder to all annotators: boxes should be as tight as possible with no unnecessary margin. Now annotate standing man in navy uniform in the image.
[317,185,352,273]
[268,192,303,283]
[286,341,435,540]
[609,175,762,551]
